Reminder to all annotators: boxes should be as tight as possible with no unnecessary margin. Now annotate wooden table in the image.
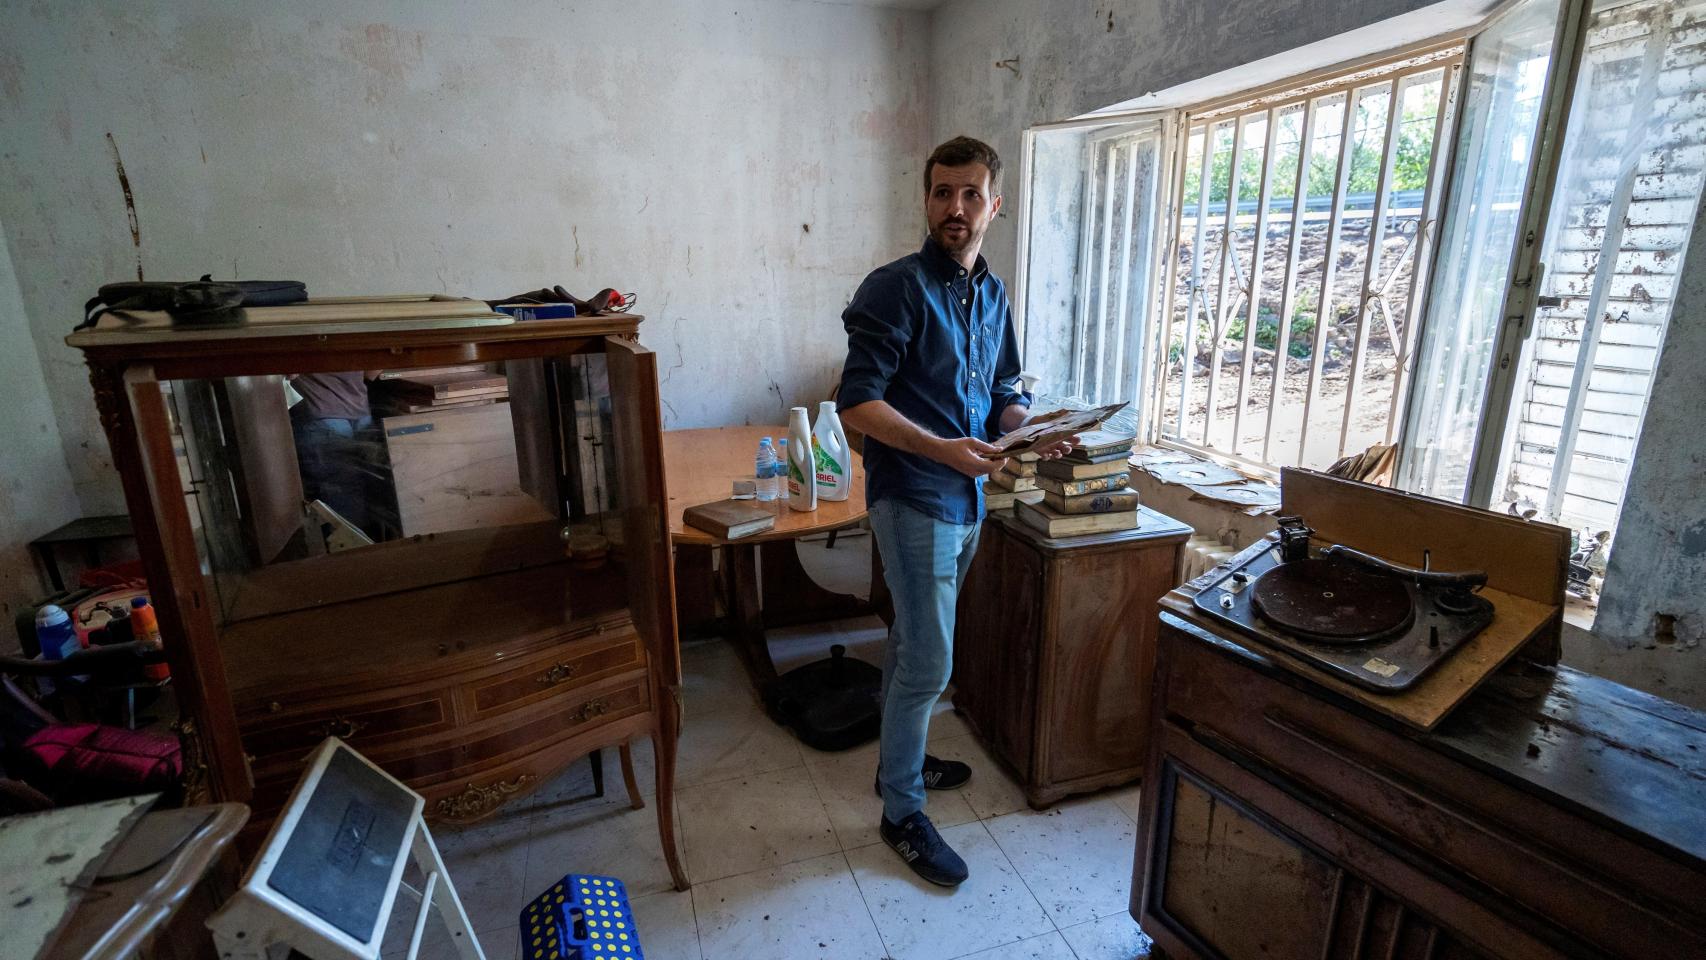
[664,425,869,683]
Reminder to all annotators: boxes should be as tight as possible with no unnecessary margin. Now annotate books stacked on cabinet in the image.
[985,451,1043,511]
[1016,430,1140,537]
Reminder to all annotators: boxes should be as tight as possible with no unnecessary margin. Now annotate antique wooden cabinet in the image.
[953,505,1191,807]
[67,297,686,889]
[1132,473,1706,959]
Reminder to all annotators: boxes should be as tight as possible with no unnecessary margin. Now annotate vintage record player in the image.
[1192,514,1498,692]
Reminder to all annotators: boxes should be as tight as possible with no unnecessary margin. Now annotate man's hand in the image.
[931,436,1008,478]
[1032,435,1080,460]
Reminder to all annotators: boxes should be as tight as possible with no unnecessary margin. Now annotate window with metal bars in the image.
[1154,47,1465,471]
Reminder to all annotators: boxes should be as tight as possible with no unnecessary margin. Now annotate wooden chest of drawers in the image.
[952,505,1191,808]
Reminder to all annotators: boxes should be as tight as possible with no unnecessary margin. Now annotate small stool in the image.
[29,515,135,593]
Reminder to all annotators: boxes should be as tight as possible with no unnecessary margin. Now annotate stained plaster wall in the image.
[928,0,1703,707]
[0,0,932,530]
[0,214,80,646]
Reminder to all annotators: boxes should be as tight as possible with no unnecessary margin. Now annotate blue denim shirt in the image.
[837,237,1031,524]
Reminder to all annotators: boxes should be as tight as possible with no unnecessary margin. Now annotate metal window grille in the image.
[1153,46,1466,471]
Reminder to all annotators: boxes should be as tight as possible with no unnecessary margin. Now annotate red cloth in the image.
[22,723,182,803]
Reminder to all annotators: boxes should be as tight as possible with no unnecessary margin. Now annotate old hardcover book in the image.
[1037,456,1131,481]
[1067,430,1137,460]
[1043,487,1139,514]
[989,470,1038,492]
[1034,472,1131,497]
[985,489,1044,511]
[683,498,776,540]
[1060,446,1133,465]
[1002,458,1038,478]
[1017,498,1140,537]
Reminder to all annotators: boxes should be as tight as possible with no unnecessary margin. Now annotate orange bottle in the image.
[130,597,171,682]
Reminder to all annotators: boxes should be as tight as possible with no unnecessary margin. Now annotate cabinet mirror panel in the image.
[162,354,621,623]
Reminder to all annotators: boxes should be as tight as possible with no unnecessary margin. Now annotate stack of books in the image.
[985,451,1045,511]
[1016,430,1140,537]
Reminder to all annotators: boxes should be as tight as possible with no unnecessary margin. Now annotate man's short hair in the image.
[924,136,1002,196]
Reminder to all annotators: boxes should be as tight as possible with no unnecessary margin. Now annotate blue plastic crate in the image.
[519,874,643,960]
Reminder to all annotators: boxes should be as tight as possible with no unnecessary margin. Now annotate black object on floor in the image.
[762,643,880,751]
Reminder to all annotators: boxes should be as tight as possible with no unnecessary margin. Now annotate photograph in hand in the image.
[982,402,1129,459]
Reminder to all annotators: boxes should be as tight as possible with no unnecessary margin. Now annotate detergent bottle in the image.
[812,401,852,502]
[786,406,818,512]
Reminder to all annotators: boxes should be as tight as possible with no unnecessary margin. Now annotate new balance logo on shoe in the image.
[894,840,918,863]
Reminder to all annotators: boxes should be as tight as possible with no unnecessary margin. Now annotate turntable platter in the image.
[1251,556,1414,644]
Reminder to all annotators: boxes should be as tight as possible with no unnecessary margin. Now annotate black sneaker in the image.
[880,811,968,886]
[873,754,973,796]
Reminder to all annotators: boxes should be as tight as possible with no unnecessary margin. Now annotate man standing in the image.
[837,136,1072,886]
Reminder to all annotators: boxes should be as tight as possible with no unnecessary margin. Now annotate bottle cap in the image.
[761,437,773,445]
[131,596,149,609]
[35,604,69,628]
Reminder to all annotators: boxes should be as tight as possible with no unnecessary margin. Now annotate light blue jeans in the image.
[868,497,982,823]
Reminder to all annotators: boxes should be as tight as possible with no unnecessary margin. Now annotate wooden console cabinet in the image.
[1133,473,1706,959]
[68,298,687,889]
[952,505,1191,808]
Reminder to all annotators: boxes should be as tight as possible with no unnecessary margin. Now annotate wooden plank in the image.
[1279,468,1569,607]
[383,402,554,537]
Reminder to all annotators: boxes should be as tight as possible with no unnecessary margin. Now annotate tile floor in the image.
[384,534,1155,960]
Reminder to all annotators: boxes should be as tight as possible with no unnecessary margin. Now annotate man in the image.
[837,136,1073,886]
[288,370,383,538]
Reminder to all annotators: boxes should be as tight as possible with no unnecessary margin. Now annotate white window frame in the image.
[1146,43,1468,475]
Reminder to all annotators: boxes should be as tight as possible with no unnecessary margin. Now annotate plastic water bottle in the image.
[36,604,80,661]
[35,603,81,693]
[755,437,778,502]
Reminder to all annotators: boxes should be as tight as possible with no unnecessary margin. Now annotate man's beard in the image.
[930,217,983,256]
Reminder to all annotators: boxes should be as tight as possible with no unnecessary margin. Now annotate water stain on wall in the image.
[104,132,143,281]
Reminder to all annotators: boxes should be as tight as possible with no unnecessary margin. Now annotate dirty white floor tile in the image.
[1059,912,1156,960]
[673,698,805,789]
[628,889,702,960]
[677,768,838,883]
[523,740,658,816]
[847,821,1052,960]
[952,930,1079,960]
[1108,783,1142,826]
[927,696,976,744]
[806,746,978,851]
[985,798,1137,928]
[526,793,683,900]
[693,852,886,960]
[681,639,759,710]
[927,734,1030,820]
[428,812,536,936]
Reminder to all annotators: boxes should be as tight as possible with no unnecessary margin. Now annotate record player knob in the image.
[1232,571,1249,584]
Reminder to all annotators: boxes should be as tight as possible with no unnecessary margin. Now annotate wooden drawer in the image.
[373,672,649,787]
[1159,624,1706,959]
[239,687,454,763]
[248,672,650,822]
[460,629,642,720]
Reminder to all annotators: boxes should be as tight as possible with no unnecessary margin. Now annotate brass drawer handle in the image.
[536,661,579,686]
[435,773,536,821]
[576,698,609,721]
[318,717,368,740]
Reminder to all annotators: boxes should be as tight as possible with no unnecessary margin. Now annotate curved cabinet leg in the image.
[652,714,690,891]
[619,741,645,810]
